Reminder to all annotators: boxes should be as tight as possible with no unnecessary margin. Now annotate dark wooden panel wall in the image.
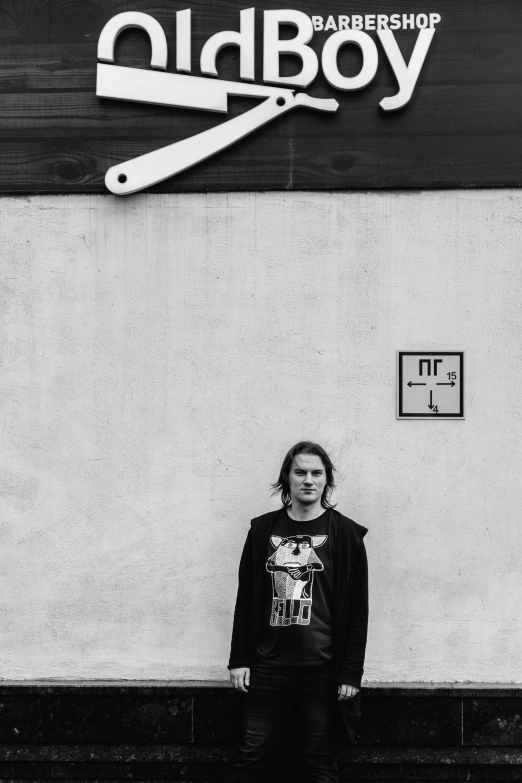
[0,683,520,781]
[1,1,522,192]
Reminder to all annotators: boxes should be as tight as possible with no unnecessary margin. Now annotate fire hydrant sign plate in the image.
[397,351,465,419]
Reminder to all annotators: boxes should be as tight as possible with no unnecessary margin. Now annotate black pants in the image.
[227,661,338,783]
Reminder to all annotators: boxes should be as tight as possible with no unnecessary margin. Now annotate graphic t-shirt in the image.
[255,507,335,665]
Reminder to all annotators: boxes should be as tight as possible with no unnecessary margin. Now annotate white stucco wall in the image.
[1,190,521,681]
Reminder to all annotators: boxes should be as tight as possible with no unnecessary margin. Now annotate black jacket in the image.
[228,508,369,688]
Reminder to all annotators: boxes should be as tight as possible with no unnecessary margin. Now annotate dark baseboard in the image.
[0,682,519,781]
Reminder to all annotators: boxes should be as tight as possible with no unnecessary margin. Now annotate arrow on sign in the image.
[407,381,426,387]
[428,390,435,409]
[436,381,456,387]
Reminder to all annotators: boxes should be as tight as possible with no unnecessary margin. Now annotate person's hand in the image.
[338,683,359,701]
[287,566,308,579]
[230,667,250,693]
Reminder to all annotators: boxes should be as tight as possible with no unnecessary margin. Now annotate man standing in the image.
[227,441,369,782]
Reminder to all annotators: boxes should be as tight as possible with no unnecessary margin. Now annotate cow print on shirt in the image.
[266,534,327,626]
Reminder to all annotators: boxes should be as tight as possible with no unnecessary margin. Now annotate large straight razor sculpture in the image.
[96,12,338,195]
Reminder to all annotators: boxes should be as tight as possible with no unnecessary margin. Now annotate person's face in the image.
[288,453,327,506]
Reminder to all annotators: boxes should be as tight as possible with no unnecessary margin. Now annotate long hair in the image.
[271,441,336,509]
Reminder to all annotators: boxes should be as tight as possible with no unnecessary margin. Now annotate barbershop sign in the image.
[98,9,439,193]
[1,1,521,192]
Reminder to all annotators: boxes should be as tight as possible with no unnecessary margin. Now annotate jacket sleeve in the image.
[338,539,369,688]
[227,527,254,670]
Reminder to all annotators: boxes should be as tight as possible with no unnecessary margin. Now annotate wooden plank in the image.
[1,0,522,191]
[1,133,522,193]
[2,34,522,93]
[2,0,522,44]
[2,27,522,90]
[1,83,521,138]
